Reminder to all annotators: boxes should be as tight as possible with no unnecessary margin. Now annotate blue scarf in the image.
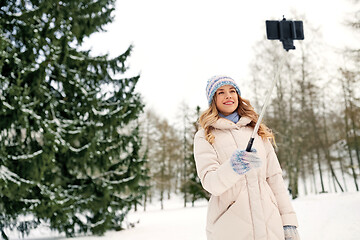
[219,111,240,124]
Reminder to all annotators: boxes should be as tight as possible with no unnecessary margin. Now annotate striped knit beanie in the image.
[206,75,241,105]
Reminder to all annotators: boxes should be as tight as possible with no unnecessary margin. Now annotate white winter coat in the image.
[194,116,298,240]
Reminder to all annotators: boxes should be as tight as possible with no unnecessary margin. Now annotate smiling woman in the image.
[194,75,300,240]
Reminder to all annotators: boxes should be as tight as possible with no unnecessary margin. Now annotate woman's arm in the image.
[193,130,243,196]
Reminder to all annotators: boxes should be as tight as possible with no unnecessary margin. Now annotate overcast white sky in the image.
[82,0,359,123]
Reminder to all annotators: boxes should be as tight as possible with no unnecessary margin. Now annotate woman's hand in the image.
[230,149,261,175]
[284,225,300,240]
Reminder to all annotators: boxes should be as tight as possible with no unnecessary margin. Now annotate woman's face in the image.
[215,85,239,116]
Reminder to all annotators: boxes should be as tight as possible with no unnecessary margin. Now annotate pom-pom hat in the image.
[206,75,241,105]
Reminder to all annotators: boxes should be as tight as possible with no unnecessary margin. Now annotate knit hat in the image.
[206,75,241,105]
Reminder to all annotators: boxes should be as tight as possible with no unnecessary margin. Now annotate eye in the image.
[217,91,224,95]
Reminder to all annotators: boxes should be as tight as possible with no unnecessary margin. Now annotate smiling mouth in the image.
[223,101,234,105]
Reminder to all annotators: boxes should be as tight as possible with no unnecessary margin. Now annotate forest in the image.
[0,0,359,239]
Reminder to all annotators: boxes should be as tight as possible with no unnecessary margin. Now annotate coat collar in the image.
[212,116,252,130]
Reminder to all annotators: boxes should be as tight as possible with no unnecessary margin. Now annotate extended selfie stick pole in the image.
[245,53,286,152]
[245,17,304,152]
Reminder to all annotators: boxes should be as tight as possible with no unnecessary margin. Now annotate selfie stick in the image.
[245,54,286,152]
[245,17,304,152]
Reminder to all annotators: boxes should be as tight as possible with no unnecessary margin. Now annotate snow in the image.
[0,165,34,185]
[68,143,91,153]
[92,107,110,116]
[6,192,360,240]
[21,108,42,120]
[294,192,360,240]
[2,101,14,110]
[8,150,43,161]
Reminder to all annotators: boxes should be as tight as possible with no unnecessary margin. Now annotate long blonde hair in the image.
[199,94,276,145]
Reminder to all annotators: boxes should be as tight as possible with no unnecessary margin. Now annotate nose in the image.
[225,92,232,99]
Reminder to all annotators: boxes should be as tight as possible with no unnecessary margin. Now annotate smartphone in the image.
[266,19,304,40]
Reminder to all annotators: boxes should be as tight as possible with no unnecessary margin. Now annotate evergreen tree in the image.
[0,0,146,238]
[180,106,210,206]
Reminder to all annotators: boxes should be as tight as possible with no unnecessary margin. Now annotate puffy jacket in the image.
[194,116,298,240]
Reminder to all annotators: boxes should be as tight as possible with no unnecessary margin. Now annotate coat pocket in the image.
[212,202,252,240]
[211,184,252,239]
[213,200,235,224]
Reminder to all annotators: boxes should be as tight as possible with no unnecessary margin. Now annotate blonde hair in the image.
[199,95,276,145]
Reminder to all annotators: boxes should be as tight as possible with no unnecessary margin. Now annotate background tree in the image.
[248,16,343,198]
[336,1,360,191]
[0,0,147,238]
[139,105,210,210]
[138,110,159,211]
[180,106,210,206]
[249,37,303,198]
[142,112,182,210]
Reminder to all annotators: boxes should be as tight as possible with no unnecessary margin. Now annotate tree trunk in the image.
[300,154,308,195]
[338,151,348,192]
[342,81,359,191]
[348,100,360,173]
[321,103,344,192]
[315,147,326,193]
[310,154,318,194]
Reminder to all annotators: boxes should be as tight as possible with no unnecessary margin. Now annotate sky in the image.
[82,0,359,124]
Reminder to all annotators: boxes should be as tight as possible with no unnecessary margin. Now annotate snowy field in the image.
[6,192,360,240]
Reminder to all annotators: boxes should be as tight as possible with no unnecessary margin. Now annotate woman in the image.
[193,75,299,240]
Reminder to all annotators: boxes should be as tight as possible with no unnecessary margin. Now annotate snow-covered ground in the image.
[7,192,360,240]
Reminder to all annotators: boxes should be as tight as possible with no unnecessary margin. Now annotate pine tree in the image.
[180,106,210,206]
[0,0,147,237]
